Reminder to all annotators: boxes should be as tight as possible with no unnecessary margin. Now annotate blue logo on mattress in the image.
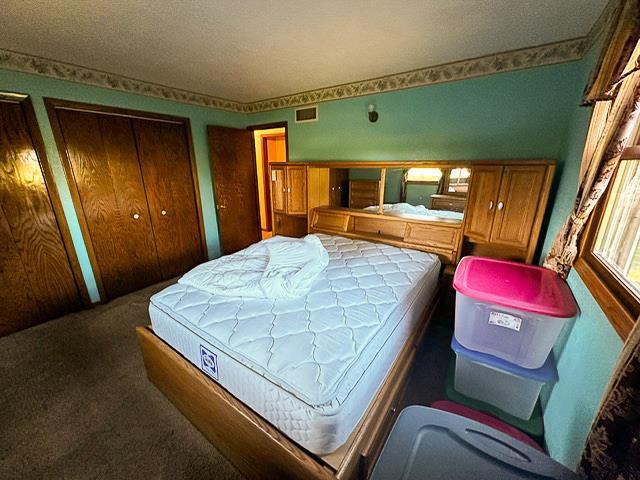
[200,345,219,380]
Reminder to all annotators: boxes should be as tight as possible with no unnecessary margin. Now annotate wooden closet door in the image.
[286,166,307,215]
[0,98,82,336]
[490,165,546,248]
[55,110,162,299]
[464,166,503,242]
[133,119,204,278]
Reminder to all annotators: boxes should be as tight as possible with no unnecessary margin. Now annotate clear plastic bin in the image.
[453,256,578,369]
[452,337,557,420]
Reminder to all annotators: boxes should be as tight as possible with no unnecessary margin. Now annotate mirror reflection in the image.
[379,167,468,221]
[349,168,381,209]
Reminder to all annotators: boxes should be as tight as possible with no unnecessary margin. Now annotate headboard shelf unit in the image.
[310,206,462,264]
[298,159,555,265]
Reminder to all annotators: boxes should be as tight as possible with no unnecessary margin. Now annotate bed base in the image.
[136,289,438,480]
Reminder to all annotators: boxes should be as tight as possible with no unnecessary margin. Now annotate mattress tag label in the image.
[200,345,219,380]
[488,311,522,331]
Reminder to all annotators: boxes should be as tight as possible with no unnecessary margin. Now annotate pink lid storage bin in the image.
[453,256,578,369]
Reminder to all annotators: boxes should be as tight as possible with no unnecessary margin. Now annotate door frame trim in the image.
[246,121,289,235]
[44,98,208,302]
[0,92,91,306]
[246,121,289,163]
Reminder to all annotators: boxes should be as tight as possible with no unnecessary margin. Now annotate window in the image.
[593,159,640,296]
[447,167,471,193]
[577,153,640,338]
[406,167,442,184]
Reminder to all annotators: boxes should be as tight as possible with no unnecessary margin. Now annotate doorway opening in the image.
[251,124,288,240]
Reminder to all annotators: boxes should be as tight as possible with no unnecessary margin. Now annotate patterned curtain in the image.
[579,316,640,479]
[543,65,640,279]
[583,0,640,105]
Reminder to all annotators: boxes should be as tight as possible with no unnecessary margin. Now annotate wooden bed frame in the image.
[137,287,439,480]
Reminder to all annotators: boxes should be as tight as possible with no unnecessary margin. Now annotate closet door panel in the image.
[56,110,161,298]
[0,98,81,335]
[490,165,546,248]
[133,119,203,278]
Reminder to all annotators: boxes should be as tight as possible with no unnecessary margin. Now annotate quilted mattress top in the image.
[150,234,440,407]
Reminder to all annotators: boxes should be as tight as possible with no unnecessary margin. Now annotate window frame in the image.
[576,151,640,339]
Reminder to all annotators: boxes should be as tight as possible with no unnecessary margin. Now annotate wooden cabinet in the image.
[464,166,503,242]
[271,165,287,214]
[464,161,555,263]
[286,166,307,215]
[47,100,205,300]
[269,163,307,237]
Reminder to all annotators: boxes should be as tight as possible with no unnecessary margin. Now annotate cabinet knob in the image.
[287,187,291,193]
[132,213,140,220]
[497,201,504,211]
[161,210,167,216]
[488,201,494,210]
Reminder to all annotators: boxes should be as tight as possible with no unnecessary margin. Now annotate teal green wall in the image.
[0,69,245,302]
[405,184,439,207]
[537,45,623,469]
[247,62,584,161]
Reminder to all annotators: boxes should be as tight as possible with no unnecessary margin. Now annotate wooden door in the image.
[54,109,162,299]
[0,96,83,336]
[133,119,204,278]
[271,165,287,214]
[208,126,260,254]
[490,165,546,248]
[286,166,307,215]
[464,166,503,242]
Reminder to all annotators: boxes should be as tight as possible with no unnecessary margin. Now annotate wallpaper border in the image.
[0,26,608,114]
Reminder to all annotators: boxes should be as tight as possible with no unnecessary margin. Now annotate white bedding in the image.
[364,202,464,220]
[179,235,329,299]
[150,234,440,454]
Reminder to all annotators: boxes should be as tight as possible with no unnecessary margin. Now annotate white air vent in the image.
[295,105,318,123]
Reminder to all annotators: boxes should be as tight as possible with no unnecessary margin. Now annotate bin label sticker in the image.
[488,311,522,331]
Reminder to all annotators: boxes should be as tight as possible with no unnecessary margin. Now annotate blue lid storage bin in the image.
[452,337,557,420]
[371,406,579,480]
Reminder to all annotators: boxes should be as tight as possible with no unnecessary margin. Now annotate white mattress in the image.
[149,234,440,454]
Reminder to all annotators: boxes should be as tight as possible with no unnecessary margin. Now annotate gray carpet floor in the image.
[0,281,451,480]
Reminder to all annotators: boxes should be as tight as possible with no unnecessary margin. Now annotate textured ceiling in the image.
[0,0,609,102]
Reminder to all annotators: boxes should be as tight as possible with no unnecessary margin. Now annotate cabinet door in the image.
[490,165,546,248]
[271,165,287,214]
[286,166,307,215]
[133,119,204,278]
[0,98,82,336]
[464,166,503,242]
[55,109,162,299]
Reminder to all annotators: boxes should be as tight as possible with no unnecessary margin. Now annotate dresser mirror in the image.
[380,166,469,222]
[318,164,470,223]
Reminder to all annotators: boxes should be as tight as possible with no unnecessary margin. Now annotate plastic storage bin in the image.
[452,337,557,420]
[371,406,579,480]
[453,256,578,369]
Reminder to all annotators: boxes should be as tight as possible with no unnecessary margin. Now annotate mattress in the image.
[149,233,440,454]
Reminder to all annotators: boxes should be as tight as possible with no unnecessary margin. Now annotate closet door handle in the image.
[132,213,140,220]
[497,201,504,211]
[161,210,167,216]
[488,201,494,210]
